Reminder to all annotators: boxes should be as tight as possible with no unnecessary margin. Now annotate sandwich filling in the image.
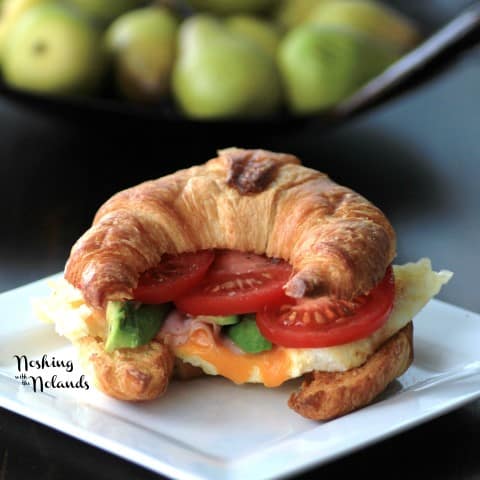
[34,253,451,387]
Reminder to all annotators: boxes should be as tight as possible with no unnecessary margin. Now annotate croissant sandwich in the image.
[35,148,452,420]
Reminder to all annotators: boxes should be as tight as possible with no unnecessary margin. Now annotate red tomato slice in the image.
[174,250,292,315]
[133,250,215,304]
[256,266,395,348]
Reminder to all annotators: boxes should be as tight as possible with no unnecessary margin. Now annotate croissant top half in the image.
[65,148,396,310]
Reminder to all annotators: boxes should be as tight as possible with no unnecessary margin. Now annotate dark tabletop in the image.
[1,1,480,479]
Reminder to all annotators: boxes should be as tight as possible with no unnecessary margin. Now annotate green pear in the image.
[185,0,276,15]
[308,0,420,52]
[172,15,282,119]
[226,14,281,58]
[278,25,398,114]
[64,0,147,25]
[274,0,334,30]
[2,3,106,95]
[0,0,49,65]
[105,7,178,102]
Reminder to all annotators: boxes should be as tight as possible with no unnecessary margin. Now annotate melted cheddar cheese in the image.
[175,332,291,387]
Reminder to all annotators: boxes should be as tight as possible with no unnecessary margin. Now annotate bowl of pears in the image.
[0,0,478,127]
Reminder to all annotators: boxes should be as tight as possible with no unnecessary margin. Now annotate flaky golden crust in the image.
[76,337,174,401]
[288,322,413,420]
[65,147,396,310]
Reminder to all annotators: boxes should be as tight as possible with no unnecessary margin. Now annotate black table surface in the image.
[1,1,480,478]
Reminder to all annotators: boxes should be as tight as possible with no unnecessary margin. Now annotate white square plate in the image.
[1,274,480,480]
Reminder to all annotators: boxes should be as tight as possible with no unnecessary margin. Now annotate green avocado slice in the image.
[105,301,169,352]
[203,314,239,326]
[227,314,272,354]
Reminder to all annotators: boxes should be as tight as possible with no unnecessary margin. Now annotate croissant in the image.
[65,147,396,310]
[41,148,451,419]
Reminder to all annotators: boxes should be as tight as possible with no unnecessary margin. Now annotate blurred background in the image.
[0,0,478,310]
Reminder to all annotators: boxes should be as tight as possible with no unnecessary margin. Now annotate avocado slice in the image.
[227,314,272,354]
[204,314,239,326]
[105,300,169,352]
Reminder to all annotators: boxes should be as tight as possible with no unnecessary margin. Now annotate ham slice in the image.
[158,310,244,354]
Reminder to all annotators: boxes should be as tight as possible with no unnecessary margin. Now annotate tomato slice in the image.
[256,266,395,348]
[133,250,215,304]
[174,250,292,316]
